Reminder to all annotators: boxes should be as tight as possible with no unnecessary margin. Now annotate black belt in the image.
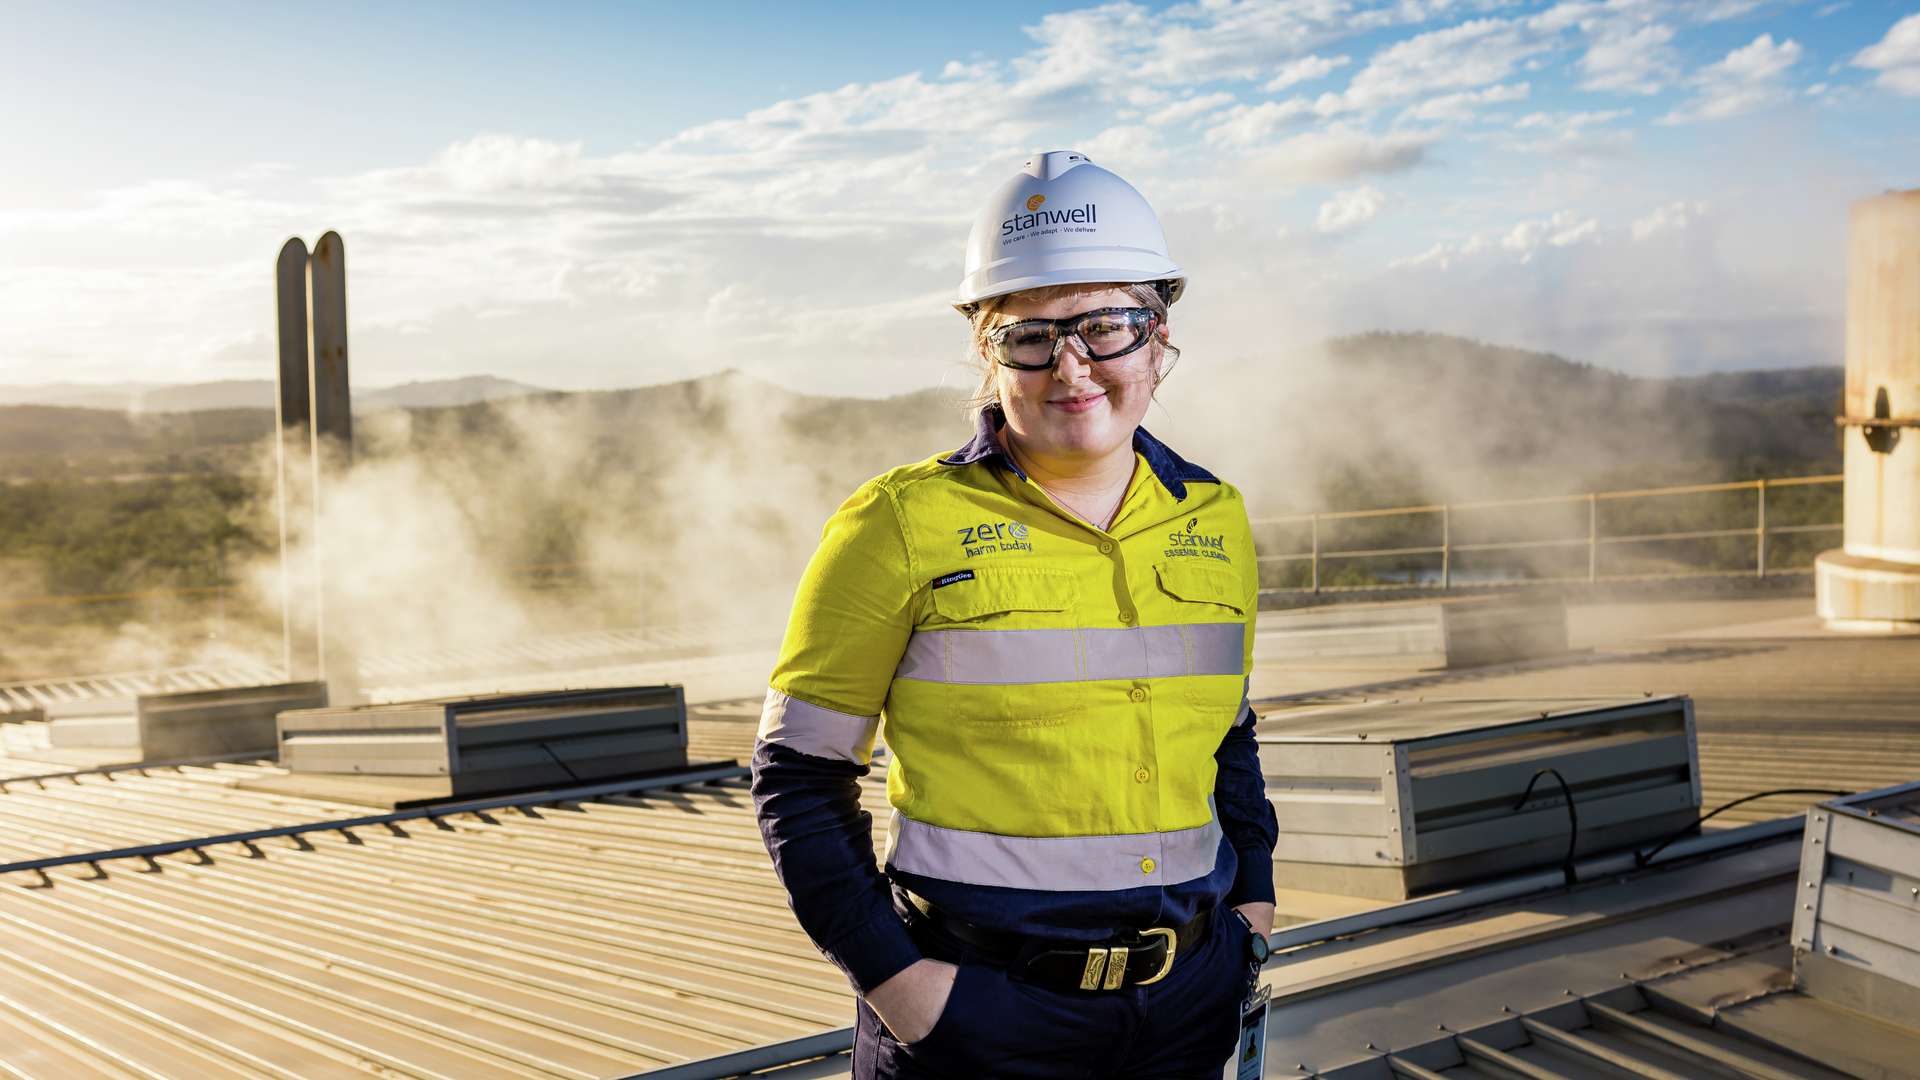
[905,892,1212,992]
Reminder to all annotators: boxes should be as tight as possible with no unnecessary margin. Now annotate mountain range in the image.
[0,335,1846,508]
[0,375,547,413]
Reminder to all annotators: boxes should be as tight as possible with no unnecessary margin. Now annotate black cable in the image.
[1633,787,1851,869]
[1513,767,1579,886]
[537,741,583,783]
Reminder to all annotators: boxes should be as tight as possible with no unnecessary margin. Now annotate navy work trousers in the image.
[852,903,1252,1079]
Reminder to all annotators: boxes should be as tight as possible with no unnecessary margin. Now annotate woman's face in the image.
[992,286,1164,471]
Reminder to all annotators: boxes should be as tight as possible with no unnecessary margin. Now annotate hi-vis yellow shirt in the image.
[760,417,1258,896]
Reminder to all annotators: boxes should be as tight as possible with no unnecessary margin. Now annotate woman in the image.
[752,150,1277,1079]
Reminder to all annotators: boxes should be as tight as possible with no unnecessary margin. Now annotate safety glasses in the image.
[986,306,1160,371]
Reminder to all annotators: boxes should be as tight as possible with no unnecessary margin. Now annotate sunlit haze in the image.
[3,0,1916,396]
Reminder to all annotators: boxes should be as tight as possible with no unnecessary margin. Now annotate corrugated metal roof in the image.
[1253,602,1920,827]
[0,596,1915,1079]
[0,742,883,1077]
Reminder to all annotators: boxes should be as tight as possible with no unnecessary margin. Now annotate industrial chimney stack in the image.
[1816,190,1920,627]
[273,232,356,699]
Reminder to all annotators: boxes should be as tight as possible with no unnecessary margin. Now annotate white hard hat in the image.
[954,150,1186,313]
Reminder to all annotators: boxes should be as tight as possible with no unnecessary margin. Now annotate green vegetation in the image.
[0,473,270,598]
[0,335,1851,678]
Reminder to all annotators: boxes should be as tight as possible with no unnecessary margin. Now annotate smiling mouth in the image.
[1048,393,1106,412]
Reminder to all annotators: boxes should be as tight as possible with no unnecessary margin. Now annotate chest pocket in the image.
[1154,560,1248,713]
[1153,561,1245,618]
[925,565,1078,628]
[909,565,1084,731]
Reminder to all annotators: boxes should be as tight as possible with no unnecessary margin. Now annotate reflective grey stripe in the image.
[885,810,1224,892]
[895,623,1244,685]
[757,690,879,764]
[1233,677,1254,728]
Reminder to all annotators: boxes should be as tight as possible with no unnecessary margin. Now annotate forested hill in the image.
[0,333,1843,505]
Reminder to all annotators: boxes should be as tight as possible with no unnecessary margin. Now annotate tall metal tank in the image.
[1816,190,1920,626]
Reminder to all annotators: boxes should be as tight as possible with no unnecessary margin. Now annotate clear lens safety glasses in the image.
[987,307,1159,371]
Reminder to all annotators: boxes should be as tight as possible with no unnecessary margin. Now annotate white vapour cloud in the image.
[1662,33,1804,122]
[1316,186,1389,233]
[1853,13,1920,95]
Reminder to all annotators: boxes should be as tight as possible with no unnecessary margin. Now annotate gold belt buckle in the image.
[1077,927,1177,990]
[1134,926,1178,985]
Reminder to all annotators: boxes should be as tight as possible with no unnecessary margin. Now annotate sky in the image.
[2,0,1916,397]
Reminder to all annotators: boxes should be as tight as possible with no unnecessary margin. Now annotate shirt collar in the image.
[939,406,1218,501]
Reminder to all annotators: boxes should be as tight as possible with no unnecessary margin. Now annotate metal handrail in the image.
[1252,473,1842,593]
[4,473,1846,610]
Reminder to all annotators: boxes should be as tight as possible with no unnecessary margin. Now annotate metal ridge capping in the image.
[0,761,747,878]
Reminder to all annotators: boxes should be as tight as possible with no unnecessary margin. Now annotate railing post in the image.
[1441,505,1451,590]
[1756,478,1768,578]
[1587,493,1599,584]
[1310,514,1321,594]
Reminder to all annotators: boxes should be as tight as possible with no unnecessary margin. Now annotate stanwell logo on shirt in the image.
[956,520,1033,559]
[1166,517,1229,563]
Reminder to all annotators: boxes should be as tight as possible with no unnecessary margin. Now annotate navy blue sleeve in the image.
[1214,707,1279,907]
[751,741,923,994]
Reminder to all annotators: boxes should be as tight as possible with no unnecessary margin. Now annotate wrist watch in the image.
[1230,908,1272,964]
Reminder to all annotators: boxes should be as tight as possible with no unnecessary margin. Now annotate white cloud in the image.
[1853,13,1920,96]
[1401,82,1531,122]
[1389,234,1492,270]
[1146,91,1239,126]
[1578,22,1679,94]
[1662,33,1804,122]
[1632,200,1710,240]
[1509,108,1634,158]
[1327,17,1556,115]
[1722,32,1802,79]
[1317,186,1389,233]
[434,135,587,192]
[1695,0,1764,23]
[1513,109,1630,130]
[1503,210,1601,257]
[0,0,1890,394]
[1203,99,1318,147]
[1396,209,1603,269]
[1263,54,1351,92]
[1245,128,1436,184]
[1080,124,1166,164]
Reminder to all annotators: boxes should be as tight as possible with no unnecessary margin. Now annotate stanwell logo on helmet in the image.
[1001,201,1097,237]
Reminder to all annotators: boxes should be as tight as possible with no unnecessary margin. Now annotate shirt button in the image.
[1128,687,1147,703]
[1140,857,1156,874]
[1134,767,1151,783]
[1098,540,1115,554]
[1118,610,1135,624]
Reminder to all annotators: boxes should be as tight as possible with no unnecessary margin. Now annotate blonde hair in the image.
[962,281,1178,413]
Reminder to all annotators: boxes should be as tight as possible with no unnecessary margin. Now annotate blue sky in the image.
[2,0,1916,395]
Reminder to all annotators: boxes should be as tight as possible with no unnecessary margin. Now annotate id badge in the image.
[1225,983,1269,1080]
